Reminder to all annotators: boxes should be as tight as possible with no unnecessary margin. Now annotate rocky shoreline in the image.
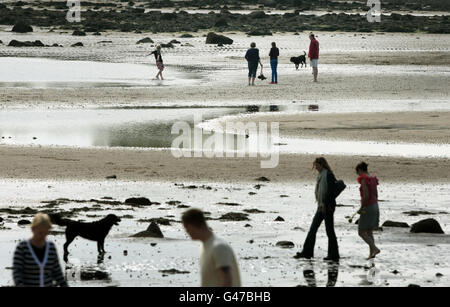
[0,1,449,34]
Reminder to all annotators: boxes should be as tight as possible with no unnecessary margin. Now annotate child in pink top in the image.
[356,162,381,260]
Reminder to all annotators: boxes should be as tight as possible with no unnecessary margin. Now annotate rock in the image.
[248,192,257,195]
[256,176,270,182]
[138,217,173,226]
[136,37,154,44]
[123,250,128,256]
[131,222,164,238]
[0,217,3,223]
[159,269,189,275]
[243,209,265,214]
[80,269,110,280]
[18,219,31,226]
[274,216,285,222]
[72,30,86,36]
[180,33,194,38]
[0,40,2,44]
[12,22,33,33]
[382,221,409,228]
[169,39,181,44]
[219,212,249,221]
[249,11,266,19]
[71,42,84,47]
[403,210,435,216]
[408,284,421,287]
[436,273,443,277]
[276,241,295,249]
[106,175,117,179]
[8,40,45,47]
[244,224,252,227]
[247,29,273,36]
[161,43,174,48]
[216,202,241,207]
[125,197,152,207]
[205,32,233,45]
[411,219,444,234]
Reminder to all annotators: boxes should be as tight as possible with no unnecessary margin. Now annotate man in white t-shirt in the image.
[182,209,241,287]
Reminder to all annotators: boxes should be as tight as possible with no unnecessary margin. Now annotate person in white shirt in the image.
[182,209,241,287]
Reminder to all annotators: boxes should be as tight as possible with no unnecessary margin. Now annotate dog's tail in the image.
[49,213,71,227]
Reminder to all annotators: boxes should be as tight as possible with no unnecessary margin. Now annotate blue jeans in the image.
[270,58,278,83]
[300,208,340,259]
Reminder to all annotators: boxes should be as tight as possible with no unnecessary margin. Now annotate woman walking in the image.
[245,42,263,86]
[13,213,68,287]
[294,157,340,261]
[269,42,279,84]
[150,45,164,80]
[355,162,381,259]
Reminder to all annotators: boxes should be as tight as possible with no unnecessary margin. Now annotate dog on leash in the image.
[50,213,121,262]
[290,51,307,70]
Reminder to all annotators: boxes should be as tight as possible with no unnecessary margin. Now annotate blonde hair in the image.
[31,213,52,228]
[156,45,161,50]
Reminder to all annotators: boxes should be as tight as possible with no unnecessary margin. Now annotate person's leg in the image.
[300,210,324,257]
[313,67,318,82]
[359,229,376,257]
[324,210,340,259]
[368,230,380,257]
[274,59,278,83]
[270,59,276,83]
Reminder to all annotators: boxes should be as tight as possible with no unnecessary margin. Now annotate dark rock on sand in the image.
[274,216,285,222]
[219,212,249,221]
[12,22,33,33]
[170,39,181,44]
[408,284,421,287]
[131,222,164,238]
[382,221,409,228]
[18,219,31,226]
[205,32,233,45]
[276,241,295,249]
[80,269,110,281]
[247,29,273,36]
[256,176,270,182]
[125,197,153,207]
[8,40,45,47]
[106,175,117,179]
[71,42,84,47]
[403,210,436,216]
[166,200,181,206]
[137,217,174,226]
[136,37,154,44]
[217,202,242,207]
[159,269,190,275]
[410,218,444,234]
[72,30,86,36]
[161,42,174,48]
[243,209,265,214]
[180,33,194,38]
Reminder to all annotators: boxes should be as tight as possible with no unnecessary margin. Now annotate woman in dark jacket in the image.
[269,42,279,84]
[294,157,340,261]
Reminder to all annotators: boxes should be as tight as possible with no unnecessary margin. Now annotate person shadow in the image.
[303,260,340,287]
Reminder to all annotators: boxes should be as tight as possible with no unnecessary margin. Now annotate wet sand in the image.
[221,111,450,144]
[0,145,449,183]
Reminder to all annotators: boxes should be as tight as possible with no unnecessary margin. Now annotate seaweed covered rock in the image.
[131,222,164,238]
[410,219,444,234]
[12,22,33,33]
[206,32,233,45]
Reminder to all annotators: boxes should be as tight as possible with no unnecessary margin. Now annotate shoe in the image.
[323,256,340,262]
[294,252,312,259]
[269,82,276,84]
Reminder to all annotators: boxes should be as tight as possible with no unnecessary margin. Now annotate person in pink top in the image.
[308,33,319,82]
[356,162,381,259]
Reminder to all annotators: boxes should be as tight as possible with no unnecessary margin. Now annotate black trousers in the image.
[301,208,340,259]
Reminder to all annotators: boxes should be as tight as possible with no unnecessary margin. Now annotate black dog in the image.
[290,51,307,70]
[50,214,121,262]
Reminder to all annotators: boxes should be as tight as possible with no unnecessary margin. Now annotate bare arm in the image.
[217,266,233,287]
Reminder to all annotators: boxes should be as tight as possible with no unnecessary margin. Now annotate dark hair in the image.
[182,209,207,228]
[271,42,276,47]
[250,42,256,48]
[313,157,332,172]
[310,33,315,38]
[356,162,369,172]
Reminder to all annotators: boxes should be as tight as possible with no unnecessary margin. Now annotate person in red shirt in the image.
[308,33,319,82]
[356,162,381,260]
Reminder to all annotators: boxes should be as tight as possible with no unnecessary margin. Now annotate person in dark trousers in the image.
[269,42,279,84]
[294,157,340,261]
[245,42,263,86]
[308,33,319,82]
[13,213,68,287]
